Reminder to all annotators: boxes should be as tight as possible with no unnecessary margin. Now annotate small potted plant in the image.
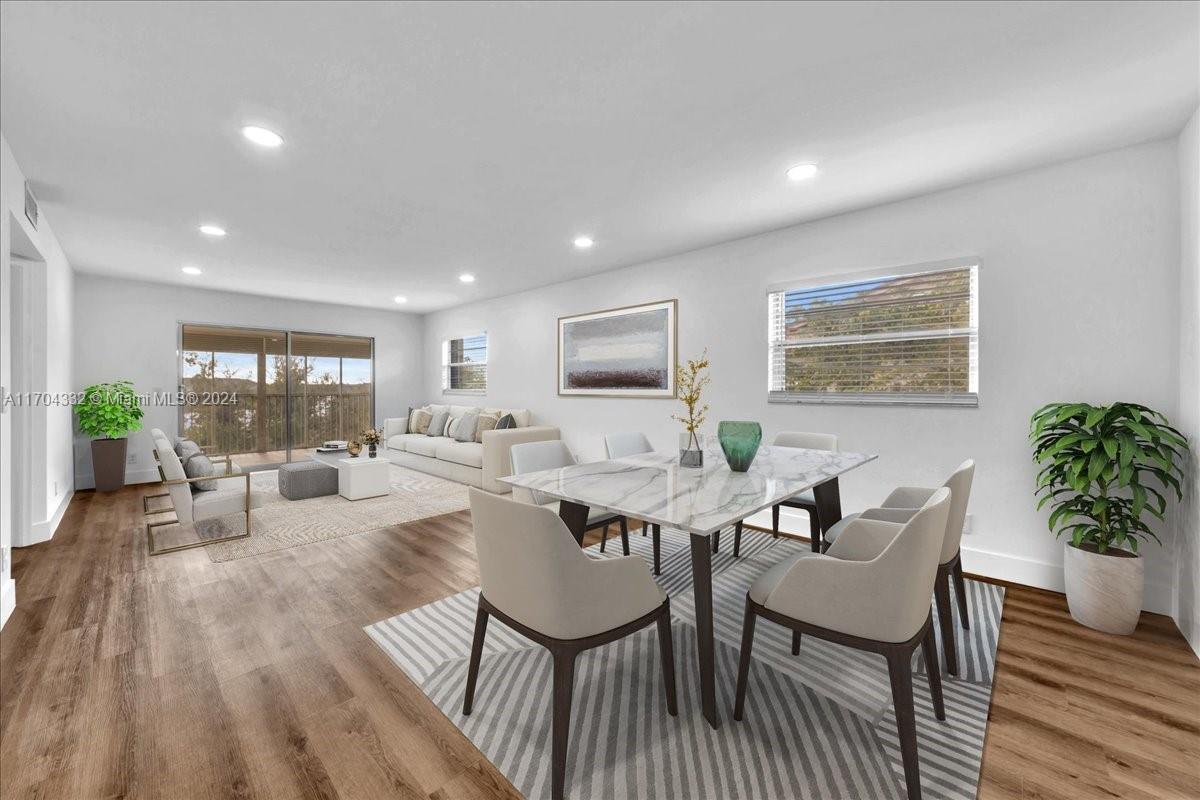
[1031,401,1187,634]
[672,351,710,467]
[360,427,383,458]
[75,380,144,492]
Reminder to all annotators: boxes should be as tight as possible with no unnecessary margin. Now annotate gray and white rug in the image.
[169,465,470,562]
[366,527,1003,799]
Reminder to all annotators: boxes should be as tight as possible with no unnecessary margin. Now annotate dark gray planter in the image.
[91,438,128,492]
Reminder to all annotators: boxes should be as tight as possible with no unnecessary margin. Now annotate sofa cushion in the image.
[387,433,427,452]
[495,413,516,430]
[192,484,268,520]
[454,411,480,442]
[427,410,450,437]
[410,408,432,434]
[475,412,499,443]
[405,436,444,457]
[436,440,484,468]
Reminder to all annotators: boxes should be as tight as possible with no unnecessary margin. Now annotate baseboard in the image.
[75,467,160,491]
[21,489,75,547]
[0,579,15,631]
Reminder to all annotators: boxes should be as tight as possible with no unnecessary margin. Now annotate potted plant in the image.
[672,351,710,467]
[75,380,144,492]
[1030,401,1187,634]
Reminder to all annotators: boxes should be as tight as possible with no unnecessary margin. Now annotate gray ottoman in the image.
[278,461,339,500]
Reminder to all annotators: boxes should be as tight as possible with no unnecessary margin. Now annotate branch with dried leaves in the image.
[672,350,710,452]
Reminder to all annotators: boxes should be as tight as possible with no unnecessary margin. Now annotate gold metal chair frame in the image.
[145,448,252,556]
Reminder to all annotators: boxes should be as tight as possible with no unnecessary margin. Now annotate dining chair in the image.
[603,432,664,574]
[510,440,630,555]
[734,488,951,800]
[823,460,976,675]
[463,488,677,800]
[758,431,839,553]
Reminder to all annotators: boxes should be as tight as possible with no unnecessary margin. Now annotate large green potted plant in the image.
[1030,402,1187,634]
[75,380,144,492]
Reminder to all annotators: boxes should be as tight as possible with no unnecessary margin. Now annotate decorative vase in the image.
[347,440,362,458]
[1063,542,1144,635]
[679,432,704,468]
[717,421,761,472]
[369,443,378,459]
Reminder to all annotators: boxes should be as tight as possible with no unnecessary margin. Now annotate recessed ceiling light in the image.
[393,295,408,304]
[573,236,594,249]
[459,273,475,283]
[199,224,226,237]
[181,266,202,276]
[786,163,818,181]
[241,126,283,148]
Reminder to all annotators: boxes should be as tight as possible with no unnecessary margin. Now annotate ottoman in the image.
[278,461,339,500]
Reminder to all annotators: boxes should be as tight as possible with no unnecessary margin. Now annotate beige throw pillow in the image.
[410,408,433,435]
[475,412,499,443]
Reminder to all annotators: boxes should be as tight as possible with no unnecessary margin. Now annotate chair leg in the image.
[791,630,802,655]
[712,529,720,553]
[463,603,489,715]
[599,523,608,553]
[652,524,661,576]
[733,598,758,721]
[934,569,958,676]
[551,649,577,800]
[808,506,822,553]
[886,648,924,800]
[771,503,780,538]
[656,609,678,716]
[733,521,743,558]
[619,517,630,556]
[921,617,945,721]
[952,555,970,630]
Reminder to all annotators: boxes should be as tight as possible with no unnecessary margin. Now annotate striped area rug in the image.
[366,527,1003,799]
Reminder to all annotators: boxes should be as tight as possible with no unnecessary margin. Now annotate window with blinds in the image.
[443,333,488,393]
[767,264,978,406]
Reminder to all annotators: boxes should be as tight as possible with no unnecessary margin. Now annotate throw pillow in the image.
[427,410,450,437]
[184,453,217,492]
[495,413,516,430]
[447,415,462,439]
[175,438,202,460]
[474,412,499,443]
[455,411,480,442]
[410,408,433,435]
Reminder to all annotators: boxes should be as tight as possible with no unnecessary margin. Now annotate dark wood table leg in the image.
[558,501,590,547]
[811,478,843,552]
[689,532,720,729]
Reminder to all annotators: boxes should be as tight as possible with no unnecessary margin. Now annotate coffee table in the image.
[311,449,391,500]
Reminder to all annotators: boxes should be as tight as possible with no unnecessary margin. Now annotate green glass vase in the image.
[717,421,762,472]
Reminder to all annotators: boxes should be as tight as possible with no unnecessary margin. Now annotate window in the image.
[768,263,978,406]
[443,333,487,393]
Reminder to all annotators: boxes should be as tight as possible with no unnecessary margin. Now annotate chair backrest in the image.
[604,432,653,460]
[509,440,575,505]
[469,487,598,636]
[151,430,195,522]
[871,486,952,641]
[939,460,975,563]
[773,431,838,451]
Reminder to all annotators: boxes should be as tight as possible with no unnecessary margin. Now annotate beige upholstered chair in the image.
[463,489,676,800]
[734,487,951,800]
[603,432,665,574]
[147,429,266,555]
[510,440,629,555]
[824,460,976,675]
[764,431,839,553]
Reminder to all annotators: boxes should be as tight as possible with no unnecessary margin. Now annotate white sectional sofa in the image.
[382,404,559,493]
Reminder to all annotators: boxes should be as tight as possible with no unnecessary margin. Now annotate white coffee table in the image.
[312,451,390,500]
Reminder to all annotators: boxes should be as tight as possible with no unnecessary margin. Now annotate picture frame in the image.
[557,299,677,397]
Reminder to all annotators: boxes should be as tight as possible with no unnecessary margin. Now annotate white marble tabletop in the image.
[500,443,877,535]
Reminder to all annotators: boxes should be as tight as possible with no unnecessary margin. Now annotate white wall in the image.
[424,139,1185,614]
[1175,108,1199,655]
[1,133,76,627]
[72,275,425,489]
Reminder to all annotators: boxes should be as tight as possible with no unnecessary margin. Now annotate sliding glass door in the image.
[179,324,374,467]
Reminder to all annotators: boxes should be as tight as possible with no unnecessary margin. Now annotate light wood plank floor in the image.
[1,487,1197,799]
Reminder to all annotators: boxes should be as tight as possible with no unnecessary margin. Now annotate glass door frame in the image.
[176,322,376,467]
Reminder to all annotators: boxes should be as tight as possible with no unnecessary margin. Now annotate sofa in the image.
[383,405,559,493]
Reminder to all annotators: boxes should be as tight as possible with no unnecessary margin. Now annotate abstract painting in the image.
[558,299,676,397]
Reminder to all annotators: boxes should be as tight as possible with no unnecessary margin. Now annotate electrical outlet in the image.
[127,453,138,465]
[963,513,975,535]
[53,480,58,496]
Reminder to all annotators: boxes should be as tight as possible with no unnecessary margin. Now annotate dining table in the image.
[500,441,878,729]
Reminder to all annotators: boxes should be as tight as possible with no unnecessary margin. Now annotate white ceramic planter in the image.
[1063,543,1144,635]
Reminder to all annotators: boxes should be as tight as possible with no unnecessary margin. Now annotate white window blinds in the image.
[443,334,488,393]
[768,264,978,406]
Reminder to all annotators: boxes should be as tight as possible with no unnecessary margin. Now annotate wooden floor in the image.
[1,487,1197,800]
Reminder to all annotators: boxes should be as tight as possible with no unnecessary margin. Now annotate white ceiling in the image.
[2,1,1197,312]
